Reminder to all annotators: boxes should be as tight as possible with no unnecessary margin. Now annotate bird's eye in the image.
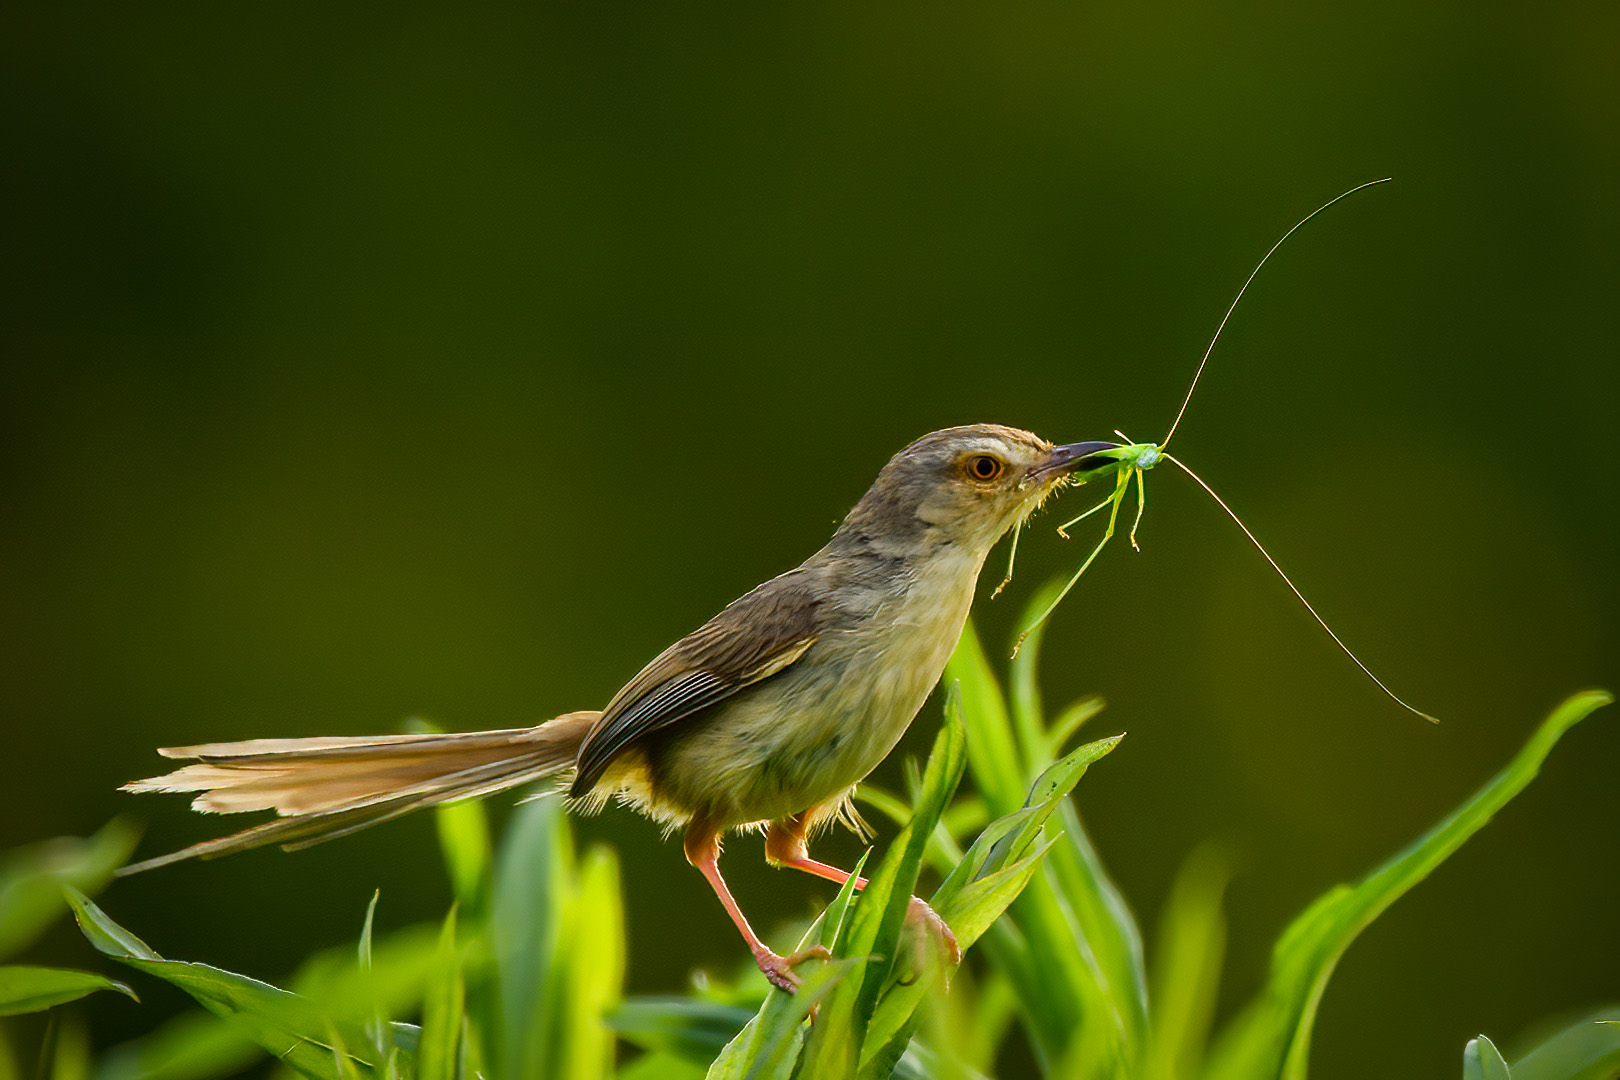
[965,455,1005,482]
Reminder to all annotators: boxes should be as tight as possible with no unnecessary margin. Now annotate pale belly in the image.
[644,549,980,828]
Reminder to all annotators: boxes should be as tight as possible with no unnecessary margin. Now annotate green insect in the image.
[1006,178,1438,724]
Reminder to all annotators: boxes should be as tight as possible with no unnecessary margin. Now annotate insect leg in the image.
[1128,465,1148,551]
[1057,491,1121,538]
[1015,469,1130,653]
[991,518,1023,599]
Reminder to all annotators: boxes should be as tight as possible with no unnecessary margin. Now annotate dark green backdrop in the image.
[3,3,1616,1077]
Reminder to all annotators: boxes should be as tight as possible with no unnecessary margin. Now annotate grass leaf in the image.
[934,839,1056,952]
[0,821,139,960]
[434,802,492,920]
[1007,597,1149,1070]
[416,909,463,1080]
[0,966,136,1015]
[610,998,757,1063]
[802,694,967,1078]
[89,925,437,1080]
[705,959,857,1080]
[1207,690,1612,1080]
[1140,845,1228,1080]
[1045,697,1107,761]
[946,623,1024,818]
[946,612,1144,1074]
[557,846,624,1080]
[1508,1008,1620,1080]
[488,798,570,1080]
[1008,578,1064,772]
[67,890,376,1080]
[1463,1035,1512,1080]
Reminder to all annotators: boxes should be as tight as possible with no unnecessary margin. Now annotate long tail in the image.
[117,711,599,875]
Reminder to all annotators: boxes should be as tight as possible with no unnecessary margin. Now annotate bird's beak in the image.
[1032,440,1122,482]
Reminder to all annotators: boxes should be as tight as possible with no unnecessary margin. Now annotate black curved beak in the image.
[1033,440,1122,481]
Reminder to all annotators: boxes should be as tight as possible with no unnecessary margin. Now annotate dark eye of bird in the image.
[966,455,1004,482]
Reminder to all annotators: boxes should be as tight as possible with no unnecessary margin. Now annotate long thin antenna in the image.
[1164,452,1438,723]
[1160,177,1392,450]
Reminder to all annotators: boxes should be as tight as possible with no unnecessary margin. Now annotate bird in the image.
[119,424,1120,991]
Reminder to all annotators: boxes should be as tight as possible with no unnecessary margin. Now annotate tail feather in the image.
[118,711,598,875]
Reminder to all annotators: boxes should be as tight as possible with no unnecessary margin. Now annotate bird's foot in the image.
[754,943,832,993]
[905,896,962,966]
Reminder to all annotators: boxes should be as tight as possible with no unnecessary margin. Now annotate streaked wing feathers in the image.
[568,574,823,796]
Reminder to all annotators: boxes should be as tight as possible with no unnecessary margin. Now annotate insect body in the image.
[1012,180,1439,723]
[1010,440,1160,647]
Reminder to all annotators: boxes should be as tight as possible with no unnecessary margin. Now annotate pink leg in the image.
[684,822,830,993]
[765,814,961,965]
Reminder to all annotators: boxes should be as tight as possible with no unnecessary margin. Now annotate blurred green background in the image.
[3,2,1616,1077]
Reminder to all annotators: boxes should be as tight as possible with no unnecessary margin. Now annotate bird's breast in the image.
[649,542,985,826]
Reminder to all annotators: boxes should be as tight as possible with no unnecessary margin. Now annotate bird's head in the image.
[835,424,1120,559]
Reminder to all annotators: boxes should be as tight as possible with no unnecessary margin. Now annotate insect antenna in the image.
[1160,177,1392,451]
[1164,452,1439,723]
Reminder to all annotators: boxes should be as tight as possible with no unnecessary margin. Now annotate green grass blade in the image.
[558,846,624,1080]
[609,998,758,1063]
[863,730,1119,1071]
[935,839,1056,952]
[0,821,139,960]
[0,966,136,1015]
[1004,872,1117,1075]
[1463,1035,1512,1080]
[621,1051,710,1080]
[46,1013,91,1080]
[91,924,438,1080]
[1508,1008,1620,1080]
[67,891,376,1080]
[434,802,492,921]
[850,697,967,1010]
[890,1038,996,1080]
[946,624,1024,818]
[821,849,872,954]
[704,959,857,1080]
[994,723,1144,1068]
[295,924,441,1038]
[1045,696,1107,761]
[325,1024,368,1080]
[929,807,1043,912]
[956,607,1148,1072]
[932,733,1120,926]
[1043,781,1149,1055]
[803,695,967,1078]
[416,910,462,1080]
[66,891,162,961]
[90,1010,259,1080]
[1141,846,1229,1080]
[861,837,1056,1071]
[358,894,379,976]
[488,798,570,1080]
[906,968,1015,1080]
[355,892,388,1065]
[690,847,868,1076]
[1008,581,1066,771]
[1207,690,1612,1080]
[933,702,1134,1075]
[0,1014,16,1080]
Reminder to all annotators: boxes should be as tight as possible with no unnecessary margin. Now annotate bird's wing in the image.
[568,575,823,796]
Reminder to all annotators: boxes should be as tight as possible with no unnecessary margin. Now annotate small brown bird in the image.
[121,425,1119,990]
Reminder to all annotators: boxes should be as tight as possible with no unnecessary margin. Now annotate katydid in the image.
[1011,178,1438,723]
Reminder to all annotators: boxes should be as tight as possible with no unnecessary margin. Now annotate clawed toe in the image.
[905,896,962,966]
[755,944,832,993]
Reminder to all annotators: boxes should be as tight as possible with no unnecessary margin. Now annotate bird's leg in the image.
[684,821,830,993]
[764,814,961,965]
